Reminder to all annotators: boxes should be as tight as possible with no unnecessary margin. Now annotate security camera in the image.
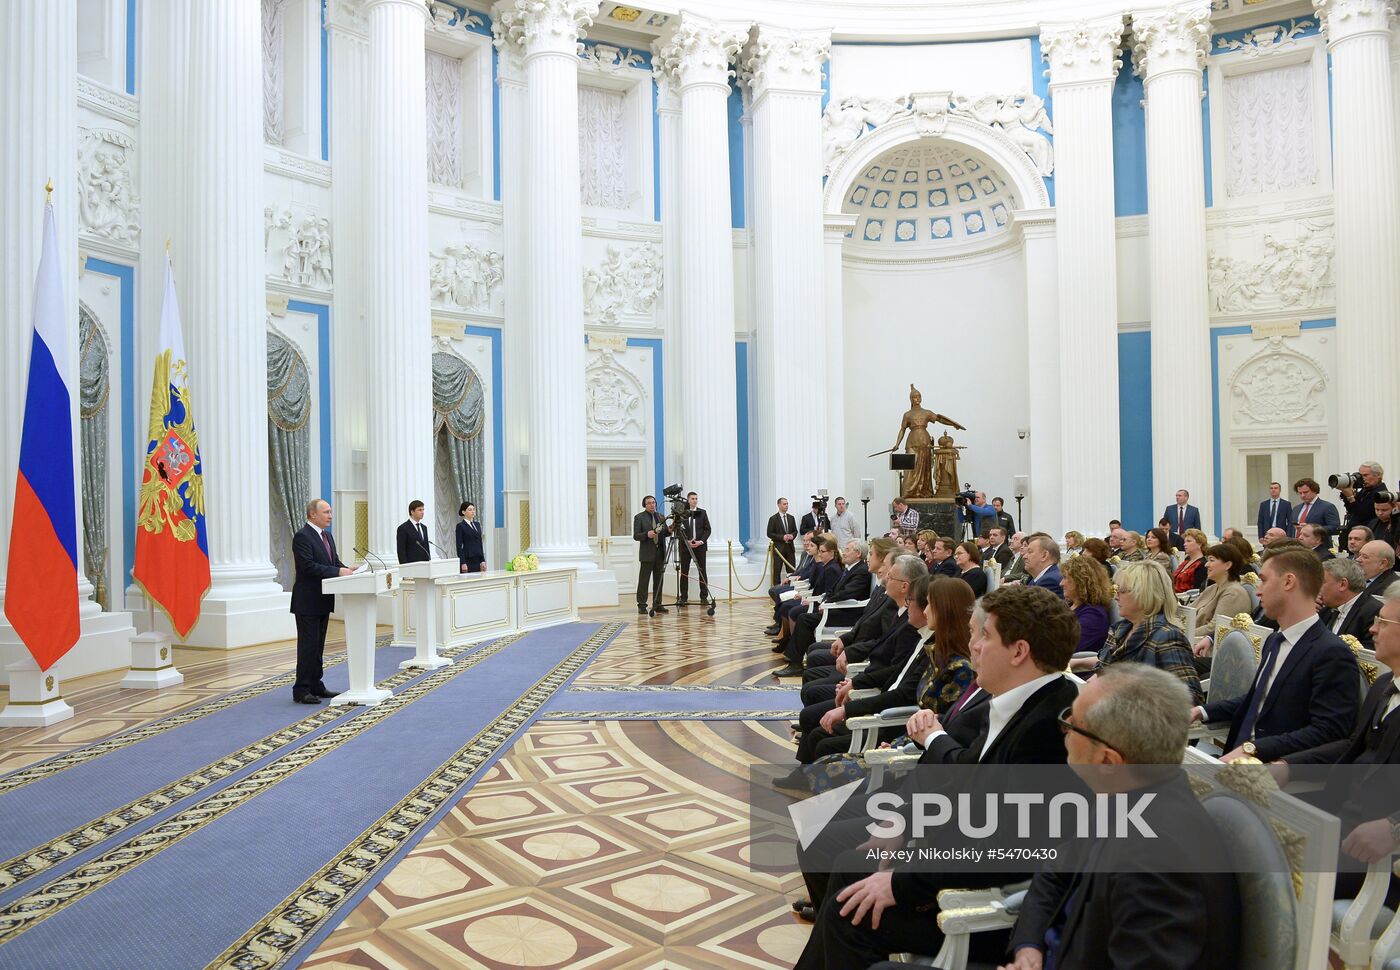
[1016,427,1029,440]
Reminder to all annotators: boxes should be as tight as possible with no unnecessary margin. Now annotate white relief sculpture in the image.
[908,91,952,136]
[820,96,902,175]
[1222,61,1315,198]
[281,214,333,288]
[584,350,646,436]
[429,242,504,310]
[262,0,286,145]
[578,85,627,209]
[1207,223,1334,312]
[582,243,662,325]
[1230,343,1327,425]
[426,0,485,35]
[583,43,644,72]
[738,26,830,94]
[1215,19,1315,56]
[264,205,292,252]
[426,50,463,187]
[1039,18,1125,84]
[953,92,1055,176]
[77,128,141,244]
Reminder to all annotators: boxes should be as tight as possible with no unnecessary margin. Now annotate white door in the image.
[1242,448,1320,538]
[588,460,642,591]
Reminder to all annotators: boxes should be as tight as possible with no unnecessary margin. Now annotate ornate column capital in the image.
[491,2,526,80]
[1040,15,1126,85]
[492,0,598,61]
[1130,2,1212,81]
[1315,0,1397,44]
[738,25,830,99]
[651,48,681,112]
[655,14,750,91]
[325,0,370,37]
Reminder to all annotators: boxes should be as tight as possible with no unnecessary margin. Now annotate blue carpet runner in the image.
[545,683,800,719]
[0,621,622,970]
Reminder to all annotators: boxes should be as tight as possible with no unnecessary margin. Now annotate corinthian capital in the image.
[738,25,831,98]
[1040,15,1125,85]
[655,14,750,91]
[1315,0,1397,44]
[494,0,599,60]
[1131,2,1212,80]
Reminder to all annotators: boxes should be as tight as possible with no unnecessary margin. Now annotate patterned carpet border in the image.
[539,709,799,720]
[0,634,493,898]
[210,620,626,970]
[0,630,536,945]
[566,683,796,693]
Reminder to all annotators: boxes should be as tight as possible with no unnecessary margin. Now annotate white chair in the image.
[814,596,871,642]
[1182,604,1197,640]
[1333,856,1400,970]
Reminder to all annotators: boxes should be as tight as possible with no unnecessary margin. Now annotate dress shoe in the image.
[295,695,321,705]
[773,664,804,677]
[771,643,786,653]
[637,604,648,615]
[652,604,669,614]
[315,689,340,699]
[791,898,811,913]
[764,624,781,635]
[797,905,816,922]
[772,767,809,791]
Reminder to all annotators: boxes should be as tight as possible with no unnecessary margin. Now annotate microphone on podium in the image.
[354,547,389,572]
[419,536,450,558]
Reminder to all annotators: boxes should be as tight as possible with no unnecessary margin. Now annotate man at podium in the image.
[396,499,432,564]
[291,498,353,704]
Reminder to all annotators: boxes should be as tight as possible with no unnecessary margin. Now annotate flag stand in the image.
[119,598,183,690]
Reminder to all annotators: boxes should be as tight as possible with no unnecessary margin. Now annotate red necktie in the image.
[1179,508,1185,532]
[949,680,979,718]
[321,531,333,560]
[1300,503,1309,525]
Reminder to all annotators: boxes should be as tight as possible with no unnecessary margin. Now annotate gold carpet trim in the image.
[564,684,796,693]
[209,621,624,970]
[0,636,489,896]
[0,630,539,944]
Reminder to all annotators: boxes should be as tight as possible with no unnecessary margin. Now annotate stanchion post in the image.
[728,540,734,606]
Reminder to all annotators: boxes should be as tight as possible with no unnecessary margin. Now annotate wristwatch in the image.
[1241,741,1259,759]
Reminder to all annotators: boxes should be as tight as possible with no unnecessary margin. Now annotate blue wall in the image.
[1029,35,1055,206]
[1112,62,1148,217]
[83,258,137,584]
[736,341,751,546]
[728,82,746,229]
[1117,331,1154,530]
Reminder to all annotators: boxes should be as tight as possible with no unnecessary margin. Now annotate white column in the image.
[179,0,293,647]
[363,0,434,563]
[1017,210,1062,539]
[823,214,857,503]
[497,0,615,604]
[0,1,133,723]
[742,25,832,527]
[325,1,370,524]
[652,60,684,488]
[1041,16,1126,534]
[656,14,749,548]
[1132,2,1214,530]
[1318,0,1400,459]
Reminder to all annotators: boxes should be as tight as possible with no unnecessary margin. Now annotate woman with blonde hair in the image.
[1063,530,1085,555]
[1172,528,1210,593]
[1061,554,1112,656]
[1119,531,1145,562]
[1078,561,1202,703]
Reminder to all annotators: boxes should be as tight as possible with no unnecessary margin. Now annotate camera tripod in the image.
[649,509,715,617]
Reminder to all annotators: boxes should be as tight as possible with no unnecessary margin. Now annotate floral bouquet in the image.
[506,553,540,572]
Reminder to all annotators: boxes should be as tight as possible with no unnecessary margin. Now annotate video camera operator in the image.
[677,491,712,607]
[632,494,670,615]
[1332,461,1388,534]
[954,488,996,540]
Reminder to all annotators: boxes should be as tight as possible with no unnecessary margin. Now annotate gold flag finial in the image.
[165,237,171,256]
[45,179,53,203]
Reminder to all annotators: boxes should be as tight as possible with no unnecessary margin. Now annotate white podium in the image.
[321,567,399,707]
[396,558,458,670]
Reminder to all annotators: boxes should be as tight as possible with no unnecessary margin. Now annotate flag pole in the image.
[45,178,52,203]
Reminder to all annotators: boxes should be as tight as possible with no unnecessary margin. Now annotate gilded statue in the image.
[892,385,965,499]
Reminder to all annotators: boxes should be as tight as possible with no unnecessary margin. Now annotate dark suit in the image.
[785,561,873,661]
[1343,483,1382,533]
[633,509,668,608]
[677,506,712,602]
[1322,591,1383,651]
[930,558,959,578]
[994,510,1016,535]
[766,511,797,580]
[1293,497,1342,537]
[803,586,894,673]
[985,543,1013,568]
[1366,569,1399,600]
[1029,563,1064,598]
[1008,773,1241,970]
[290,523,346,701]
[1313,545,1336,562]
[1287,672,1400,827]
[1165,503,1201,536]
[455,518,485,571]
[1257,497,1294,537]
[1368,516,1400,549]
[800,511,822,538]
[396,519,431,564]
[1204,619,1361,761]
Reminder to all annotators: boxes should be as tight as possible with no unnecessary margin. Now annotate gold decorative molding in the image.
[354,501,368,561]
[520,499,531,552]
[266,293,290,317]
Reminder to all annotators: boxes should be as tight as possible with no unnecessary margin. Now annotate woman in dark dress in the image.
[953,541,987,597]
[455,501,486,573]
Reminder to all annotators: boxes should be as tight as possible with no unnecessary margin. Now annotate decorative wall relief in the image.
[584,348,646,437]
[426,50,464,187]
[582,43,645,72]
[1215,19,1315,56]
[1207,221,1333,313]
[77,128,141,244]
[582,243,662,325]
[262,0,286,145]
[578,85,628,209]
[281,214,333,288]
[426,1,485,36]
[951,93,1054,177]
[821,96,905,175]
[429,242,504,310]
[1221,60,1316,198]
[1229,338,1327,426]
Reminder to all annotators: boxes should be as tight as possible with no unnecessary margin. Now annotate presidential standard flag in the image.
[5,200,81,671]
[132,254,210,636]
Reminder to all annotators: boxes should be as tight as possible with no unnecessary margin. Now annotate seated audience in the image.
[1171,528,1210,593]
[984,527,1013,568]
[1078,561,1201,704]
[1226,534,1260,574]
[1345,524,1373,560]
[802,538,899,673]
[1118,530,1145,562]
[1002,532,1029,583]
[1062,530,1084,555]
[1356,539,1399,598]
[1021,533,1064,598]
[928,537,960,577]
[765,534,819,635]
[1080,536,1114,576]
[1158,516,1186,552]
[1143,527,1174,568]
[953,540,987,597]
[915,529,938,568]
[772,534,844,651]
[1189,542,1254,672]
[1368,497,1400,548]
[779,539,873,665]
[1221,526,1243,542]
[1061,553,1112,657]
[1318,557,1382,651]
[1260,526,1288,547]
[1299,522,1335,561]
[1002,665,1242,970]
[1191,548,1360,762]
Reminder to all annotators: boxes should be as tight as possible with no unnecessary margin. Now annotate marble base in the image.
[120,631,184,689]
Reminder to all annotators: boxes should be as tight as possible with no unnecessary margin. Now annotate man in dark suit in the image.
[1339,461,1386,533]
[766,497,797,582]
[1005,665,1242,970]
[795,585,1080,970]
[983,527,1014,568]
[632,495,668,615]
[784,541,872,663]
[1358,540,1400,599]
[928,537,959,577]
[1369,498,1400,548]
[677,491,712,606]
[1158,517,1185,552]
[1192,548,1360,762]
[1293,476,1342,538]
[395,499,432,564]
[1257,481,1294,538]
[800,501,825,542]
[991,496,1017,535]
[1021,533,1064,598]
[1319,558,1383,651]
[1299,522,1336,561]
[290,498,353,704]
[1164,488,1201,537]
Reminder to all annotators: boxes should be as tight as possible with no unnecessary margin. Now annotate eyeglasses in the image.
[1057,707,1119,752]
[1373,615,1400,627]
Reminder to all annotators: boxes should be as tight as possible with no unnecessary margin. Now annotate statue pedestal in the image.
[907,498,958,539]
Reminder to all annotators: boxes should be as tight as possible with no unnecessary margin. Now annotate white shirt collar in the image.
[1032,563,1053,582]
[982,671,1065,760]
[308,522,325,538]
[1278,611,1319,647]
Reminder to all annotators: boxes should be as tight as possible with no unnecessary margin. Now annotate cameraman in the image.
[632,495,669,615]
[1338,461,1386,533]
[956,489,996,540]
[677,491,712,607]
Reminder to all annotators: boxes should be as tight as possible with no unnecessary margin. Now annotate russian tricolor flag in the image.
[5,202,81,671]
